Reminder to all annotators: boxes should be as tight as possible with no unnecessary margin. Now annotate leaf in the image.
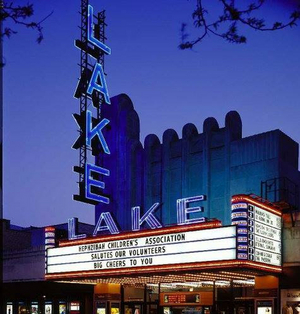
[273,22,282,29]
[3,27,17,38]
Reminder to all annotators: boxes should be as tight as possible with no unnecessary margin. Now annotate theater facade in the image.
[5,2,300,314]
[42,91,300,314]
[44,194,286,314]
[45,2,300,312]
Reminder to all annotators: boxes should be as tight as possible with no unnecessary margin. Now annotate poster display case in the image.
[31,302,39,314]
[69,301,80,314]
[6,303,13,314]
[18,302,27,314]
[59,301,67,314]
[111,302,120,314]
[45,302,53,314]
[281,289,300,314]
[96,301,106,314]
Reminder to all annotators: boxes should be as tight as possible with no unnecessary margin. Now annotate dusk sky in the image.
[4,0,300,227]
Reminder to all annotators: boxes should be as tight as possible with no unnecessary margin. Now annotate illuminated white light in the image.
[45,239,55,244]
[231,212,248,219]
[232,220,247,226]
[247,204,282,266]
[47,248,236,274]
[48,237,236,265]
[45,232,55,238]
[231,203,248,210]
[177,195,206,225]
[94,212,120,235]
[237,237,248,242]
[233,279,254,285]
[237,228,247,234]
[131,203,162,231]
[46,226,236,274]
[68,218,87,240]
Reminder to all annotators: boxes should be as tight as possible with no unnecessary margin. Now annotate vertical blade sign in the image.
[73,4,111,206]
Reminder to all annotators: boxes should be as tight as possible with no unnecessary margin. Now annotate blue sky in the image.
[4,0,300,227]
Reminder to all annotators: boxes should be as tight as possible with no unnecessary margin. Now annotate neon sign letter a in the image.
[87,63,111,105]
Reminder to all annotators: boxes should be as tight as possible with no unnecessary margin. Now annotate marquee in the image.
[45,216,282,281]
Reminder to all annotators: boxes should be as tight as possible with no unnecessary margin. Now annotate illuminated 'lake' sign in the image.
[71,5,209,237]
[73,5,111,205]
[68,195,207,238]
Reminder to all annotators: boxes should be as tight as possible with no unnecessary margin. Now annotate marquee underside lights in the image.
[57,277,256,287]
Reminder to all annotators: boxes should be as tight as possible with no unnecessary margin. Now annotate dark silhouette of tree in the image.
[179,0,300,49]
[0,1,53,44]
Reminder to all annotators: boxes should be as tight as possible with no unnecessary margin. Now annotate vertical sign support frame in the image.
[73,0,109,205]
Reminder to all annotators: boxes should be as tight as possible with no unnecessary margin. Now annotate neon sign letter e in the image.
[85,163,110,204]
[177,195,206,225]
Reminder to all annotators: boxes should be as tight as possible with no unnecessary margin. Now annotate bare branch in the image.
[179,0,300,49]
[0,2,53,43]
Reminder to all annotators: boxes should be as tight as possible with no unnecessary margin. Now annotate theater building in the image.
[2,97,300,314]
[42,94,300,314]
[3,2,300,314]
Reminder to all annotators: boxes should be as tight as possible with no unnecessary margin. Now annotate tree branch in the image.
[179,0,300,49]
[0,2,53,43]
